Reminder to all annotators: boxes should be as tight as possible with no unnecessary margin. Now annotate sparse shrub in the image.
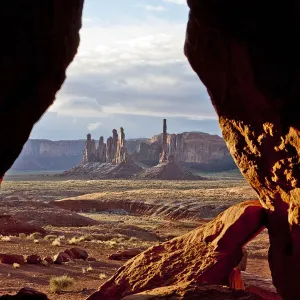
[87,265,93,272]
[1,236,11,242]
[49,275,74,293]
[44,235,57,241]
[13,263,20,269]
[19,233,26,239]
[34,239,39,244]
[29,232,42,240]
[68,237,80,245]
[59,235,65,240]
[52,238,61,247]
[99,273,107,279]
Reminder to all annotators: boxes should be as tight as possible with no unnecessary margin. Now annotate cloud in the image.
[139,5,166,12]
[162,0,186,5]
[52,17,216,122]
[87,122,102,131]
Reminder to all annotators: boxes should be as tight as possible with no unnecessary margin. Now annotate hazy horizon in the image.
[29,0,220,140]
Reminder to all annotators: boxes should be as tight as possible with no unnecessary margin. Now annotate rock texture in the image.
[0,0,84,179]
[133,131,234,171]
[107,129,119,163]
[184,1,300,299]
[88,201,265,299]
[82,134,97,164]
[116,128,128,164]
[97,136,107,163]
[159,119,168,163]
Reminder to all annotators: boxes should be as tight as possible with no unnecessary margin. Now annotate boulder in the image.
[0,287,48,299]
[121,283,263,300]
[64,248,76,259]
[0,254,25,265]
[108,249,142,261]
[87,201,265,300]
[42,256,53,266]
[53,252,71,264]
[26,254,41,265]
[70,247,88,260]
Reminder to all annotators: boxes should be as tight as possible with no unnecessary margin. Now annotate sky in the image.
[30,0,220,141]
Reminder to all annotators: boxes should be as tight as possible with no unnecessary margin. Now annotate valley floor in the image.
[0,173,274,299]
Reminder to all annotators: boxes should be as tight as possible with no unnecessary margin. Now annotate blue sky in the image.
[30,0,220,140]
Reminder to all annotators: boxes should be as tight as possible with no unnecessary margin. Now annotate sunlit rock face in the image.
[0,1,84,178]
[184,0,300,298]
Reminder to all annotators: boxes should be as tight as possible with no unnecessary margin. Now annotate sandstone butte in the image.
[0,1,299,300]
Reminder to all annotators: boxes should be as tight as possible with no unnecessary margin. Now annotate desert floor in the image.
[0,170,274,299]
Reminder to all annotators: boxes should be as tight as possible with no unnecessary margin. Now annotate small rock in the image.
[70,248,88,260]
[0,254,25,265]
[64,249,76,259]
[43,256,53,265]
[108,249,141,261]
[26,254,41,265]
[53,252,71,264]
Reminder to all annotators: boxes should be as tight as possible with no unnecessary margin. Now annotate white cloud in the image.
[140,5,166,12]
[162,0,186,5]
[53,17,216,122]
[87,122,102,131]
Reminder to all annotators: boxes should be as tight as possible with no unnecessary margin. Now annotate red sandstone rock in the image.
[0,287,48,299]
[0,215,45,236]
[184,1,300,298]
[70,247,88,260]
[43,256,53,266]
[121,283,263,300]
[53,252,71,264]
[64,248,76,259]
[26,254,41,265]
[108,249,142,261]
[88,201,265,299]
[0,254,25,265]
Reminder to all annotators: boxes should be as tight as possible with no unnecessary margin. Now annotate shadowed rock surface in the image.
[0,1,84,178]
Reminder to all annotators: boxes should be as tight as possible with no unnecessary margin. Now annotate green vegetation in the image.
[49,275,74,293]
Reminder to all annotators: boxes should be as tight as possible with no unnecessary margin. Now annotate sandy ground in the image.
[0,174,273,299]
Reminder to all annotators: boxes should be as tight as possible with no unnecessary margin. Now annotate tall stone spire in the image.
[97,136,106,163]
[116,127,128,163]
[82,133,97,164]
[159,119,168,163]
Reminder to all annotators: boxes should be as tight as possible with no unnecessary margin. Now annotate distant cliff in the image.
[10,132,237,172]
[11,139,86,171]
[132,132,236,171]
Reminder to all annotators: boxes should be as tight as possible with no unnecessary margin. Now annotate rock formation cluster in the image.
[82,128,129,165]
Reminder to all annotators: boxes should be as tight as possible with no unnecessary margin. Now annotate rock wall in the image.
[134,131,232,168]
[0,0,84,178]
[11,139,85,171]
[185,0,300,298]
